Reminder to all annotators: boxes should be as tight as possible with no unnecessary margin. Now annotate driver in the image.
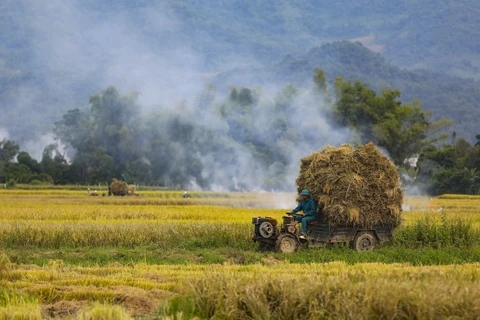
[291,189,317,239]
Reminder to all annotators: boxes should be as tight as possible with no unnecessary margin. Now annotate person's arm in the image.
[292,202,303,214]
[304,199,316,216]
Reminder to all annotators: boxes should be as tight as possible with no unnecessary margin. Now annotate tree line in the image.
[1,69,479,194]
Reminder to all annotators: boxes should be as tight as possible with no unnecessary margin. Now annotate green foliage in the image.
[4,244,480,268]
[275,41,479,141]
[431,168,478,195]
[6,179,16,189]
[0,139,19,162]
[394,213,479,248]
[54,87,143,185]
[3,163,32,184]
[1,70,452,191]
[312,68,327,94]
[0,144,65,185]
[16,152,41,174]
[416,138,480,195]
[52,83,315,188]
[332,77,449,164]
[40,144,70,184]
[164,0,480,79]
[89,87,141,176]
[0,65,463,192]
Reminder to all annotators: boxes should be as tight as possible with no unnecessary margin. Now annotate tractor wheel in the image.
[353,232,376,252]
[258,242,274,252]
[276,234,299,253]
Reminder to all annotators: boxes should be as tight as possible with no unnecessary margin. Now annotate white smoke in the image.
[3,0,354,192]
[178,86,352,192]
[22,133,68,161]
[0,127,9,141]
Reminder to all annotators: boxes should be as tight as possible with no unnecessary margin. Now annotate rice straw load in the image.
[127,184,136,195]
[296,143,403,228]
[110,178,128,196]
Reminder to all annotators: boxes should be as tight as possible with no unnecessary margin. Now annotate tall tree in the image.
[89,86,141,177]
[312,68,332,107]
[313,68,328,95]
[333,77,451,164]
[0,139,19,162]
[55,86,144,183]
[40,144,70,184]
[17,151,42,174]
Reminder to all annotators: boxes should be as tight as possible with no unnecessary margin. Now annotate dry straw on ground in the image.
[296,143,403,227]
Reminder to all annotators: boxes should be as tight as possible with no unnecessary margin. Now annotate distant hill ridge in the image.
[0,0,479,145]
[212,41,480,141]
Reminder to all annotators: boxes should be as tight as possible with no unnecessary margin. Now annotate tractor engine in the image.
[252,217,279,247]
[281,215,298,234]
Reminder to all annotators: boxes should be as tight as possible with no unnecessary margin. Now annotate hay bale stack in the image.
[127,184,136,195]
[111,179,128,196]
[296,143,403,227]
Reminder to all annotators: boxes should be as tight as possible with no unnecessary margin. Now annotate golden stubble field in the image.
[0,190,480,319]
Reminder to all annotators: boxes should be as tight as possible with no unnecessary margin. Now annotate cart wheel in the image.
[353,232,376,251]
[276,234,299,253]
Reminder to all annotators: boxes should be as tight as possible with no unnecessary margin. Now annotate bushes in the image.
[1,176,52,190]
[6,179,16,189]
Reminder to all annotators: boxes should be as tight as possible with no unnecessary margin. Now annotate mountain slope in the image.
[1,0,480,148]
[178,0,480,78]
[275,42,480,141]
[214,41,480,141]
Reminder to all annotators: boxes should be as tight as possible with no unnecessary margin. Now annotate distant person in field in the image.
[291,189,317,239]
[87,188,91,196]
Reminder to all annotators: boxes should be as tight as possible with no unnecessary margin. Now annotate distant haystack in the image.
[111,178,128,196]
[127,184,136,195]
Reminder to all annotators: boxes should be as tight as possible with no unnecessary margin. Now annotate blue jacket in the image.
[292,197,317,217]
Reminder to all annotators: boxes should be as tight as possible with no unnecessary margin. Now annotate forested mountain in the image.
[1,0,480,153]
[177,0,480,79]
[206,40,479,141]
[273,42,480,141]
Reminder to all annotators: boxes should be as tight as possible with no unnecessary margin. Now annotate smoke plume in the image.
[2,0,353,192]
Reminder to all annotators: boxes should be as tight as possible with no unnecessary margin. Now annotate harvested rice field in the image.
[1,190,480,319]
